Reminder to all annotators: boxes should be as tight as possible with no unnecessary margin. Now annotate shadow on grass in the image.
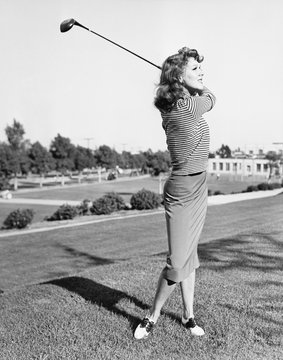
[52,243,125,270]
[44,276,150,331]
[44,276,181,331]
[198,231,283,273]
[150,230,283,275]
[55,243,117,267]
[38,245,120,281]
[222,302,283,328]
[248,280,283,288]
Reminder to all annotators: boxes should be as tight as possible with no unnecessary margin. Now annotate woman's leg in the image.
[180,269,204,336]
[180,269,195,319]
[149,271,176,323]
[134,271,176,339]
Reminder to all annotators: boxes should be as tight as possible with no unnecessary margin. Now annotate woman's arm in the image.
[181,87,216,119]
[199,86,216,110]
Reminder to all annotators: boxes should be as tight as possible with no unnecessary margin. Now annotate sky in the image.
[0,0,283,154]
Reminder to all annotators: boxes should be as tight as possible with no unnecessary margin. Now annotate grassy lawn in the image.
[12,174,262,202]
[0,174,267,228]
[12,176,162,202]
[0,195,282,359]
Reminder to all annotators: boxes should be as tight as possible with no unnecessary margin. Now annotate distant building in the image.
[231,148,266,159]
[232,150,247,159]
[208,157,282,180]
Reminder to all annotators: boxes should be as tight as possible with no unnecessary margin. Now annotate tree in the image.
[28,141,55,175]
[142,149,171,175]
[49,134,76,173]
[132,152,147,170]
[94,145,118,169]
[265,151,280,163]
[5,119,25,151]
[0,142,14,177]
[74,145,96,172]
[119,151,140,169]
[4,119,30,176]
[216,144,232,158]
[265,151,280,178]
[151,150,171,175]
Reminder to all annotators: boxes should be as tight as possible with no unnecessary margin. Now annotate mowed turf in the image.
[12,176,162,202]
[0,174,264,227]
[0,195,282,359]
[0,195,282,290]
[12,174,261,202]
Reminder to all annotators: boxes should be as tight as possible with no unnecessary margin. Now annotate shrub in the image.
[0,177,11,191]
[245,185,258,193]
[267,182,282,190]
[46,204,78,221]
[257,182,269,191]
[244,182,282,193]
[77,199,92,215]
[107,172,116,181]
[213,190,224,196]
[130,188,162,210]
[2,208,34,229]
[90,192,125,215]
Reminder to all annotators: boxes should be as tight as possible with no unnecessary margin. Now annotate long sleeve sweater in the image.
[161,87,216,175]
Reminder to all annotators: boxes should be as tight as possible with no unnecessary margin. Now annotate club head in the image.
[60,18,76,33]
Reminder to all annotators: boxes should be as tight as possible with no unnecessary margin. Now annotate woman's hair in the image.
[154,47,204,112]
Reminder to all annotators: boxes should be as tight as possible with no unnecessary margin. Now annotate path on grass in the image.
[0,187,282,207]
[0,188,282,239]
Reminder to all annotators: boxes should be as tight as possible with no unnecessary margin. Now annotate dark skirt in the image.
[162,171,208,282]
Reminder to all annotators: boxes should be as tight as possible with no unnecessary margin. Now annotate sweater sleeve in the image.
[179,87,216,119]
[201,86,216,111]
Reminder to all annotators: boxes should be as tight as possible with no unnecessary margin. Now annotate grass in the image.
[12,176,161,202]
[0,195,282,289]
[0,195,282,359]
[0,174,267,228]
[12,174,262,201]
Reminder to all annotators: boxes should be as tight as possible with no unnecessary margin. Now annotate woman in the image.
[134,47,216,340]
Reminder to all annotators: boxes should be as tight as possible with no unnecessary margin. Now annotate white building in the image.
[208,157,282,181]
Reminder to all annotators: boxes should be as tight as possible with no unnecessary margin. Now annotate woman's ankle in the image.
[148,311,160,323]
[183,310,194,320]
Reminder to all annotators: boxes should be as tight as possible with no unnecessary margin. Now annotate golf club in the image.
[60,18,161,70]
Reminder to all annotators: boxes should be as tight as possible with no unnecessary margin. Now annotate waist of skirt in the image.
[172,170,206,177]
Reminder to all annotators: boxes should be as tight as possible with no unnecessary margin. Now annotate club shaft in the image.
[77,22,161,70]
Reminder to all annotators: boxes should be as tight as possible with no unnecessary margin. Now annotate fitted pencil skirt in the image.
[162,171,208,283]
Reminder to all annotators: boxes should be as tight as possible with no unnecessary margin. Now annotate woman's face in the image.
[182,57,204,92]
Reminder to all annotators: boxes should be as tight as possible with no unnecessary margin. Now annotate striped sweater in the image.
[161,87,216,175]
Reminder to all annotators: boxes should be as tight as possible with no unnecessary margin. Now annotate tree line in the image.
[0,119,171,179]
[2,119,279,182]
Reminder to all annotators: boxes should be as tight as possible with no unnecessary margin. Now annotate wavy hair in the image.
[154,47,204,112]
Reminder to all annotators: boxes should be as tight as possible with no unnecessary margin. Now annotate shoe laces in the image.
[184,318,197,328]
[140,318,154,332]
